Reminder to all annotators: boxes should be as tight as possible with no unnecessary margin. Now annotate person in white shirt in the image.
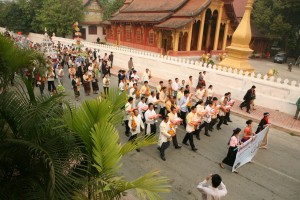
[147,91,159,110]
[197,174,227,200]
[179,79,186,89]
[144,103,160,135]
[56,64,64,86]
[194,100,206,140]
[137,96,148,122]
[124,97,135,137]
[156,81,164,94]
[206,85,214,102]
[142,68,151,82]
[171,78,179,97]
[103,73,110,96]
[158,115,172,161]
[168,106,182,149]
[128,77,135,92]
[129,83,138,107]
[195,86,206,101]
[199,100,214,137]
[182,106,200,151]
[128,109,145,152]
[159,87,167,116]
[46,69,56,93]
[188,75,193,89]
[119,79,125,94]
[131,70,140,82]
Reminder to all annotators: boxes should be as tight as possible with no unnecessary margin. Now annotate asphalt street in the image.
[46,70,300,200]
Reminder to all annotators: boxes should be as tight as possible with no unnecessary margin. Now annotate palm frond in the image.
[91,122,122,174]
[120,135,158,156]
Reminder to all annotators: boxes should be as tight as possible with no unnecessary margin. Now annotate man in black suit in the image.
[239,85,256,114]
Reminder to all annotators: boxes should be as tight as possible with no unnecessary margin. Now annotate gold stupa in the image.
[219,0,255,72]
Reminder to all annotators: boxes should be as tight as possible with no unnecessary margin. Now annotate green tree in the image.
[252,0,300,57]
[100,0,125,21]
[36,0,85,37]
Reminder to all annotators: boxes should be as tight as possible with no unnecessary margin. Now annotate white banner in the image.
[232,126,269,172]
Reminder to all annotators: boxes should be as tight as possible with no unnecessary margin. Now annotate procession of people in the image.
[27,40,272,170]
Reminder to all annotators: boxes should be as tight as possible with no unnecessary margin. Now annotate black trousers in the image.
[124,120,130,135]
[194,128,201,138]
[172,135,180,147]
[217,116,225,128]
[159,107,166,117]
[240,100,251,112]
[103,87,109,96]
[47,81,56,92]
[145,123,156,135]
[180,111,187,128]
[182,131,195,148]
[160,141,170,157]
[128,134,137,141]
[200,121,209,135]
[209,118,217,129]
[225,111,231,123]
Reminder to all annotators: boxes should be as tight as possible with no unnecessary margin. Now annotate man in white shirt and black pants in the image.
[158,115,172,161]
[144,103,160,135]
[128,109,144,152]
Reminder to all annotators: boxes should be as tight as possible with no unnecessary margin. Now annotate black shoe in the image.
[223,123,229,125]
[175,146,182,149]
[136,148,140,152]
[196,136,201,140]
[217,127,221,130]
[157,147,161,151]
[205,133,211,137]
[160,154,166,161]
[208,128,213,132]
[239,105,243,110]
[227,120,233,122]
[192,148,198,152]
[182,142,189,146]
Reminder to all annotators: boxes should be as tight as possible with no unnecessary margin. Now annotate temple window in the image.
[136,28,142,43]
[149,30,154,46]
[88,25,97,35]
[125,26,131,42]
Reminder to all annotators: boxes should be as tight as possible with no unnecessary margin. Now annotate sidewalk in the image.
[110,66,300,136]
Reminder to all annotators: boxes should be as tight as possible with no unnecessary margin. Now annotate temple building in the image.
[81,0,106,42]
[105,0,265,56]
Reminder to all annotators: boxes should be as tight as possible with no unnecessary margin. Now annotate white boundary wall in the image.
[1,29,299,116]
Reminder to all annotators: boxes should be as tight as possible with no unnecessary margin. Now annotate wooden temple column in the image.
[222,20,230,50]
[157,31,162,48]
[173,31,179,51]
[205,20,212,50]
[213,2,224,50]
[197,11,206,50]
[186,23,193,51]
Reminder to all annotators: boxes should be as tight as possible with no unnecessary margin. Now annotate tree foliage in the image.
[252,0,300,57]
[0,35,170,199]
[100,0,125,21]
[0,0,84,37]
[36,0,84,37]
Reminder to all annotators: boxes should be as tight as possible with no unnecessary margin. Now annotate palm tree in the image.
[0,34,170,200]
[64,88,170,200]
[0,34,84,199]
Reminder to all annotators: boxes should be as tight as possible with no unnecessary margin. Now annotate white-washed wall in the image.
[5,30,300,116]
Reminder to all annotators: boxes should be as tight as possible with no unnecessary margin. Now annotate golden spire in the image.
[219,0,255,72]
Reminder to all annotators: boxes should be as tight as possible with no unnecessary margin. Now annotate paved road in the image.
[48,70,300,200]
